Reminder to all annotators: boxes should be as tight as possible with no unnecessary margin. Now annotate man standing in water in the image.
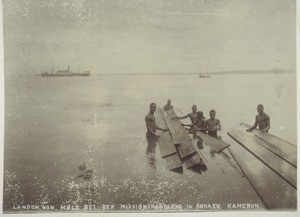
[206,109,221,139]
[145,103,168,157]
[246,104,270,133]
[164,99,173,111]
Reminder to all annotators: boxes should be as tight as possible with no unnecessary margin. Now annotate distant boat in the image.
[41,65,91,77]
[199,73,210,78]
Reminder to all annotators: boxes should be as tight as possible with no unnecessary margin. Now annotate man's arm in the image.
[155,123,169,132]
[177,114,189,119]
[156,125,169,132]
[246,117,258,132]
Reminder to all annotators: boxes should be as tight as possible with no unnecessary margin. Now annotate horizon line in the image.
[4,69,296,76]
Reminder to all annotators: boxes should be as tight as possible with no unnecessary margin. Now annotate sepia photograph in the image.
[1,0,298,215]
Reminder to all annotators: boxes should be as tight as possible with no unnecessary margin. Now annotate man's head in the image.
[257,104,264,115]
[209,110,216,119]
[167,99,171,105]
[192,105,197,113]
[149,102,157,113]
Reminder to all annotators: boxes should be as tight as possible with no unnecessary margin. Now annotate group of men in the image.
[145,99,270,154]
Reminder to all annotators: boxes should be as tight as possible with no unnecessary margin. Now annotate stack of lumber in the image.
[227,126,297,210]
[156,108,207,173]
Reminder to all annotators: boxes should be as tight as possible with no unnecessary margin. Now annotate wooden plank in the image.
[181,137,207,173]
[155,108,177,158]
[164,109,197,160]
[197,132,230,153]
[166,109,177,119]
[227,145,297,209]
[165,110,192,143]
[183,153,207,172]
[164,153,183,173]
[157,131,177,158]
[227,129,297,189]
[165,109,192,144]
[176,137,197,160]
[164,115,185,144]
[240,122,297,167]
[163,109,208,173]
[155,107,168,129]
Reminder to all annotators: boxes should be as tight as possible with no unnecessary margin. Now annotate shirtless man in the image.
[177,105,198,129]
[178,105,204,146]
[185,111,206,132]
[205,109,221,139]
[184,111,206,148]
[164,99,173,111]
[246,104,270,133]
[145,103,168,155]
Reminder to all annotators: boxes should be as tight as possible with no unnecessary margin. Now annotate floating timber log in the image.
[240,122,296,167]
[227,129,296,189]
[197,132,230,153]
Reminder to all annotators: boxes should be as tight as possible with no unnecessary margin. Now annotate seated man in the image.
[205,109,221,139]
[246,104,270,133]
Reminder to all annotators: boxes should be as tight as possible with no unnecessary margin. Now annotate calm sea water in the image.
[3,73,297,212]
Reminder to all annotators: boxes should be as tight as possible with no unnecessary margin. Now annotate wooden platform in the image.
[240,122,297,167]
[228,129,297,189]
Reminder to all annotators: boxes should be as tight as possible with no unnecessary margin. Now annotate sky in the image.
[2,0,296,75]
